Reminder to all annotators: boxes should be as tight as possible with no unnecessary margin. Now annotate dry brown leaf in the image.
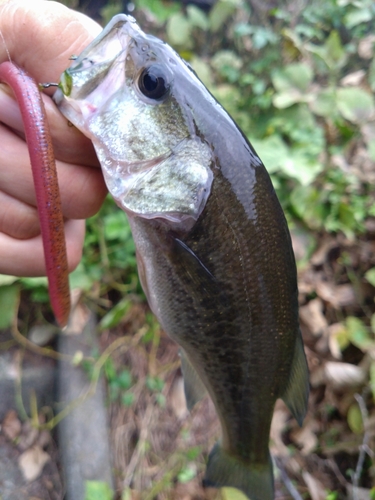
[2,409,22,441]
[358,34,375,59]
[169,376,188,420]
[299,298,328,336]
[291,418,319,455]
[18,445,50,482]
[309,365,326,388]
[64,296,90,336]
[324,361,367,389]
[315,281,356,309]
[340,70,366,86]
[28,324,59,346]
[347,485,373,500]
[18,421,39,451]
[310,238,338,266]
[302,471,327,500]
[270,409,290,457]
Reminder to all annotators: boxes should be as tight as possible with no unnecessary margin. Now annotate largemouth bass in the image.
[54,14,309,499]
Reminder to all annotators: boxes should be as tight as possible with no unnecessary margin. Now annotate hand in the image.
[0,0,107,276]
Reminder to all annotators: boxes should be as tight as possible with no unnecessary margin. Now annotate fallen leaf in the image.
[315,281,356,309]
[18,421,39,451]
[29,324,59,346]
[327,323,348,359]
[299,298,328,336]
[340,70,366,86]
[64,298,90,336]
[169,376,188,419]
[302,471,327,500]
[291,418,319,455]
[347,485,373,500]
[18,445,50,482]
[310,238,338,266]
[270,409,290,457]
[324,361,367,389]
[2,410,21,441]
[358,34,375,59]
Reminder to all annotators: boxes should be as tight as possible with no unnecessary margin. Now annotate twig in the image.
[351,392,371,499]
[274,456,304,500]
[122,396,154,488]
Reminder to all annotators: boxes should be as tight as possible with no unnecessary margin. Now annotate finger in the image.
[0,218,85,277]
[0,189,40,239]
[0,1,101,83]
[0,84,100,167]
[0,123,107,219]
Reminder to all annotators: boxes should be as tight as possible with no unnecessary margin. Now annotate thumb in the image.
[0,0,101,87]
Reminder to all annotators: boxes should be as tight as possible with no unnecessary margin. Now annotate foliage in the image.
[84,480,114,500]
[137,0,375,238]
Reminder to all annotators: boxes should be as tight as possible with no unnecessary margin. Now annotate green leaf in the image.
[281,149,324,185]
[0,275,18,286]
[103,211,129,241]
[166,13,193,48]
[136,0,180,23]
[209,0,238,33]
[325,30,346,67]
[290,185,327,230]
[99,298,131,330]
[344,7,372,28]
[0,284,20,329]
[121,392,135,407]
[69,263,95,292]
[251,135,289,174]
[273,90,305,108]
[305,31,346,71]
[345,316,372,351]
[336,87,375,124]
[146,376,164,392]
[187,5,209,31]
[369,57,375,92]
[186,446,201,460]
[190,56,213,87]
[84,480,113,500]
[222,487,250,500]
[272,64,313,108]
[310,88,337,117]
[365,268,375,287]
[178,465,197,483]
[104,357,117,382]
[117,369,132,390]
[370,361,375,400]
[347,403,364,434]
[284,63,313,92]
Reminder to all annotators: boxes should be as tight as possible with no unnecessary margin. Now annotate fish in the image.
[53,14,309,500]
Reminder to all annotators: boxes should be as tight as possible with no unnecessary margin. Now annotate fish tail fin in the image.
[203,444,274,500]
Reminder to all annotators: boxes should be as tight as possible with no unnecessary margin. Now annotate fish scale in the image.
[54,13,309,499]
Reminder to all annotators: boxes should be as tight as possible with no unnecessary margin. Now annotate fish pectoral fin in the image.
[281,333,309,426]
[180,349,207,410]
[172,237,218,293]
[203,444,274,500]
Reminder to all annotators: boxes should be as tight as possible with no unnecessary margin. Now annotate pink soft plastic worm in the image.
[0,61,70,327]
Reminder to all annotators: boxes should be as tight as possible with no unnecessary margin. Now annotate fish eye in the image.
[138,65,170,101]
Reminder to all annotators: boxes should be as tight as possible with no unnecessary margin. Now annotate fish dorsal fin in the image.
[281,333,309,426]
[180,348,207,410]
